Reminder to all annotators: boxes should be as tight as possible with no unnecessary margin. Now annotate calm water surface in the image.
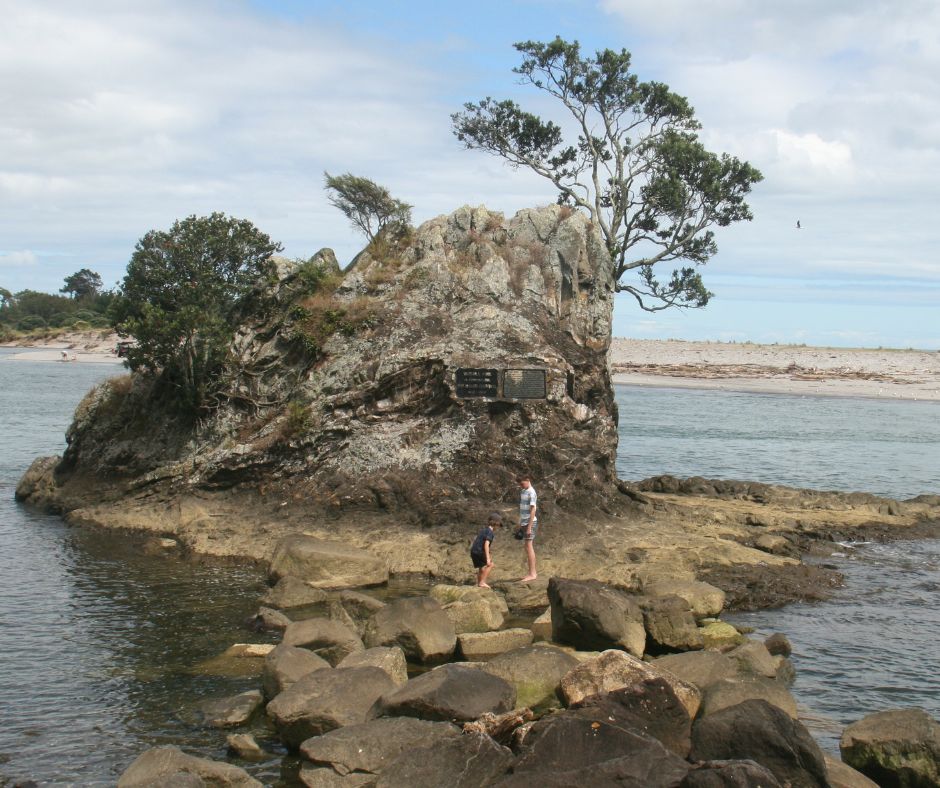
[1,358,939,783]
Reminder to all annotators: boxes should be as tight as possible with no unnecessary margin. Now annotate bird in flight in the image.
[796,220,802,229]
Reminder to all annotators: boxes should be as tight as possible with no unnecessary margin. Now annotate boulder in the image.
[375,663,515,722]
[726,640,779,679]
[298,767,376,787]
[559,649,701,720]
[824,754,879,788]
[530,607,552,640]
[774,655,796,685]
[548,577,645,656]
[199,690,263,728]
[117,745,262,787]
[699,676,798,719]
[364,597,456,663]
[570,677,692,757]
[337,646,408,686]
[299,717,461,784]
[261,575,330,610]
[267,666,398,749]
[495,578,549,611]
[691,698,828,787]
[269,535,388,589]
[680,759,783,786]
[699,621,745,650]
[503,712,690,786]
[226,734,267,761]
[377,732,514,788]
[458,628,533,660]
[262,644,332,699]
[840,707,940,787]
[653,651,739,692]
[642,595,704,653]
[338,590,386,635]
[430,585,508,634]
[282,618,365,665]
[482,644,580,709]
[642,579,726,618]
[245,606,291,632]
[764,632,792,657]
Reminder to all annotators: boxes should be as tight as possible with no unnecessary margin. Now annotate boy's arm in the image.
[484,539,492,564]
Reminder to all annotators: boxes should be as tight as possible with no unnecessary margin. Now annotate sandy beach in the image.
[0,330,124,365]
[611,338,940,401]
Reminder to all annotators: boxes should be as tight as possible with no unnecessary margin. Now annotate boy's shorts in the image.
[523,520,538,541]
[471,551,487,569]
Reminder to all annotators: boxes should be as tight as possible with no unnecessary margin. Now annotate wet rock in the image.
[823,754,879,788]
[299,717,461,784]
[262,644,331,699]
[570,677,693,757]
[691,699,828,787]
[680,759,782,786]
[653,651,739,693]
[642,595,704,654]
[840,707,940,787]
[548,577,645,656]
[226,733,267,761]
[269,535,388,589]
[699,621,745,650]
[430,584,507,633]
[559,649,701,720]
[363,597,456,663]
[726,640,778,679]
[375,663,515,722]
[764,632,792,657]
[377,731,514,788]
[699,676,798,719]
[482,644,579,709]
[754,533,796,557]
[117,745,262,787]
[245,606,291,632]
[260,575,330,610]
[337,646,408,686]
[199,690,263,728]
[641,578,726,618]
[267,666,397,749]
[502,712,690,786]
[458,628,533,660]
[282,618,365,665]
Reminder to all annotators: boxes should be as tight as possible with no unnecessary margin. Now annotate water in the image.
[1,359,938,782]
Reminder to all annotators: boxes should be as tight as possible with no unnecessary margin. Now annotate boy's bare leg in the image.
[478,564,492,588]
[522,541,537,581]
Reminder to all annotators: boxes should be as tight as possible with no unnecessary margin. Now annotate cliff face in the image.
[24,205,619,524]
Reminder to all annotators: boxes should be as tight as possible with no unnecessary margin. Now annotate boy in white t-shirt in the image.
[518,475,538,581]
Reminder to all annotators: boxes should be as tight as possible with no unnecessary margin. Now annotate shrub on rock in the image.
[691,698,828,787]
[375,663,516,722]
[364,597,456,662]
[548,577,645,656]
[269,535,388,589]
[840,707,940,788]
[267,666,398,749]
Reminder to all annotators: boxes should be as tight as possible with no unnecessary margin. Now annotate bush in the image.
[16,315,47,331]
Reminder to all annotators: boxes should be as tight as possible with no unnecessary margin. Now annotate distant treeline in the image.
[0,268,113,336]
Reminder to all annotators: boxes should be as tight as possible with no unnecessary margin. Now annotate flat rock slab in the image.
[376,663,516,723]
[199,690,264,728]
[263,644,332,699]
[430,584,508,634]
[482,644,579,709]
[458,628,533,660]
[641,578,726,618]
[840,707,940,788]
[282,618,365,665]
[117,745,262,787]
[267,666,398,749]
[559,649,701,720]
[376,732,514,788]
[338,646,408,686]
[364,597,456,663]
[300,717,461,779]
[270,535,388,589]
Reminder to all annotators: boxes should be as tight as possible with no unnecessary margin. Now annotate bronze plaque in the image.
[455,368,499,398]
[503,368,546,399]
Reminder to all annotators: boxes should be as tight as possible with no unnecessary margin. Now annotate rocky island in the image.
[16,205,940,785]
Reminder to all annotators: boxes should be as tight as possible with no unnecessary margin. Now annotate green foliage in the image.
[324,172,412,242]
[452,37,763,312]
[0,285,112,329]
[110,212,282,412]
[281,400,312,439]
[290,294,376,361]
[61,268,103,299]
[0,287,11,309]
[16,315,47,331]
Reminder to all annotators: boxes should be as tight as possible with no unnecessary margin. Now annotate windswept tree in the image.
[61,268,103,300]
[110,213,282,411]
[0,287,12,309]
[452,37,762,312]
[324,172,412,242]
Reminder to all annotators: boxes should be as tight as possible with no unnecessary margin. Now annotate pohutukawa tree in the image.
[452,37,762,311]
[324,172,413,242]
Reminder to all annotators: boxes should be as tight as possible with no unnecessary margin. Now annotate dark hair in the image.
[488,511,503,526]
[516,474,531,482]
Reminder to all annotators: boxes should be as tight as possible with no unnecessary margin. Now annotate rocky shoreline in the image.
[116,534,939,786]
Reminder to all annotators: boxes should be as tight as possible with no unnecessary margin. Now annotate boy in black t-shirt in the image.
[470,512,502,588]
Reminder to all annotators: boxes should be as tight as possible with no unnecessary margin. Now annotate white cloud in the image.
[0,250,38,266]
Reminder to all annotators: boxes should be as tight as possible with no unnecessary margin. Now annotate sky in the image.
[1,0,938,349]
